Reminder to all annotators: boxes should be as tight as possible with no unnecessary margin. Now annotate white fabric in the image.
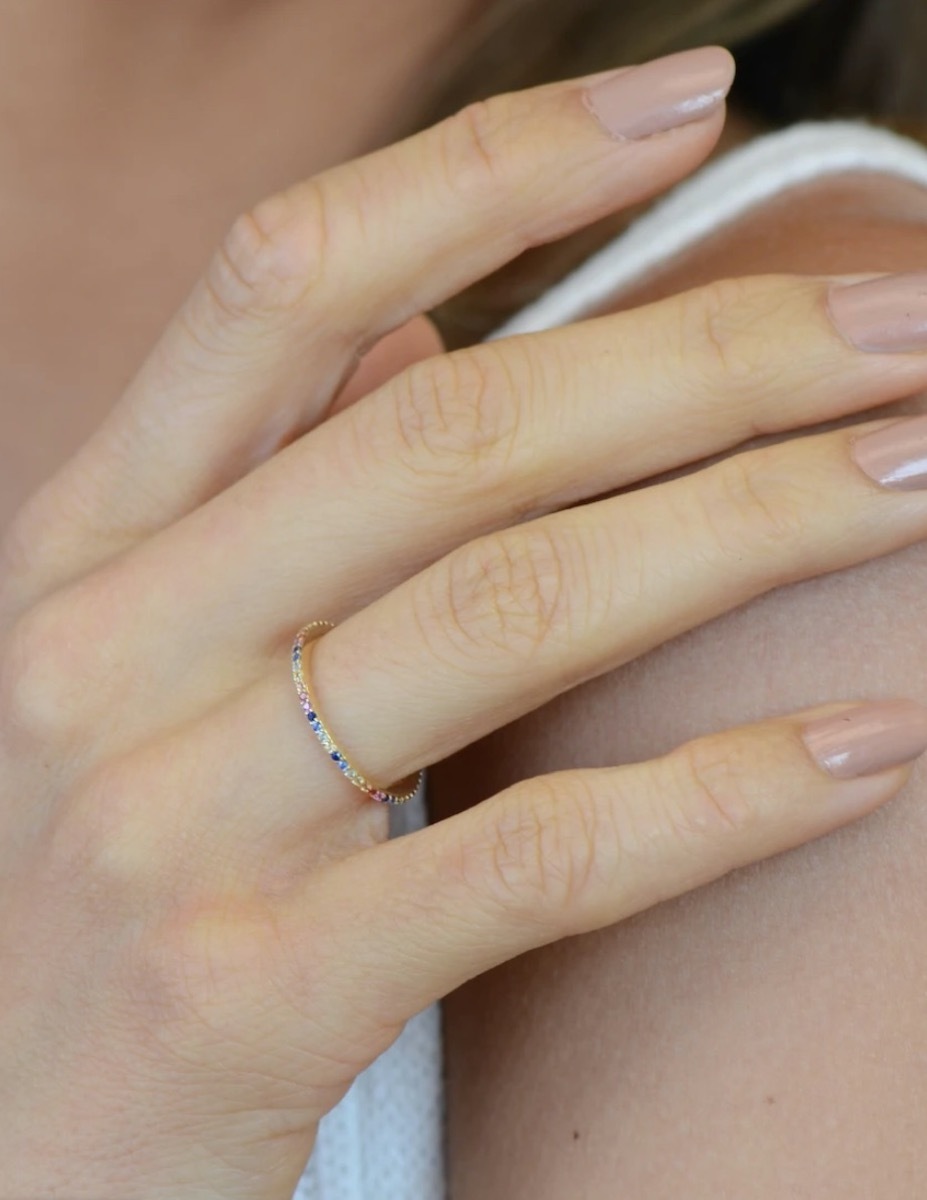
[493,119,927,338]
[295,118,927,1199]
[293,782,446,1200]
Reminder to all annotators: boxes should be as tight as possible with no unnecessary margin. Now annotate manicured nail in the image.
[852,414,927,490]
[584,46,735,141]
[827,272,927,352]
[801,700,927,780]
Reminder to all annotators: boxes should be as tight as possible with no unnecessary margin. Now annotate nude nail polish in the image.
[801,700,927,780]
[584,46,735,141]
[827,273,927,352]
[852,414,927,490]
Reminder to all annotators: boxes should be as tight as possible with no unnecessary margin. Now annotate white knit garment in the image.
[294,119,927,1200]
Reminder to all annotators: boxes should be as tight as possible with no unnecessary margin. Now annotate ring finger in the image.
[137,410,927,851]
[34,268,927,758]
[285,412,927,797]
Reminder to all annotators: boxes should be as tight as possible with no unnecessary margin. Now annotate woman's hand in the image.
[5,44,927,1198]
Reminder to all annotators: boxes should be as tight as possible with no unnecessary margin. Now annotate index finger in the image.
[2,46,735,618]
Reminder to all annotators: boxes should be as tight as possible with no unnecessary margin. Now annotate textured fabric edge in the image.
[490,120,927,338]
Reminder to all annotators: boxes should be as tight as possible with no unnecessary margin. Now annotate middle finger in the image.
[123,406,927,859]
[30,271,927,756]
[92,272,927,703]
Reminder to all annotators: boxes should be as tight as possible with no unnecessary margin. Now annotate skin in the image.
[2,2,927,1197]
[0,0,475,518]
[434,173,927,1199]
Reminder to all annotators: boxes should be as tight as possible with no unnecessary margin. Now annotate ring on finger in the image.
[291,620,424,805]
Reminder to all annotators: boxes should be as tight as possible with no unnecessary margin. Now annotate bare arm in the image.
[434,170,927,1200]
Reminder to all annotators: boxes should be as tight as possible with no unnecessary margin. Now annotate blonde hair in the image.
[414,0,927,346]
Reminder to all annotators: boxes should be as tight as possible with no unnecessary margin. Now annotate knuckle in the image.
[700,451,813,565]
[0,489,90,621]
[120,900,292,1056]
[667,734,761,843]
[205,184,332,321]
[44,770,298,1055]
[45,759,152,897]
[681,276,769,387]
[459,777,604,927]
[0,599,86,748]
[0,507,39,618]
[433,523,580,663]
[436,96,519,204]
[387,347,522,483]
[0,568,126,753]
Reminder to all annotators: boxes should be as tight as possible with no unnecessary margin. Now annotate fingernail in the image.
[827,272,927,352]
[801,700,927,780]
[852,414,927,490]
[584,46,735,141]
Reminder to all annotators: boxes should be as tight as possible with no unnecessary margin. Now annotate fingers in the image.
[19,402,927,794]
[136,270,927,651]
[293,699,927,1030]
[299,413,927,790]
[28,406,927,825]
[2,47,734,616]
[32,265,927,724]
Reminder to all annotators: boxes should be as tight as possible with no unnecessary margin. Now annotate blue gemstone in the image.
[331,751,341,761]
